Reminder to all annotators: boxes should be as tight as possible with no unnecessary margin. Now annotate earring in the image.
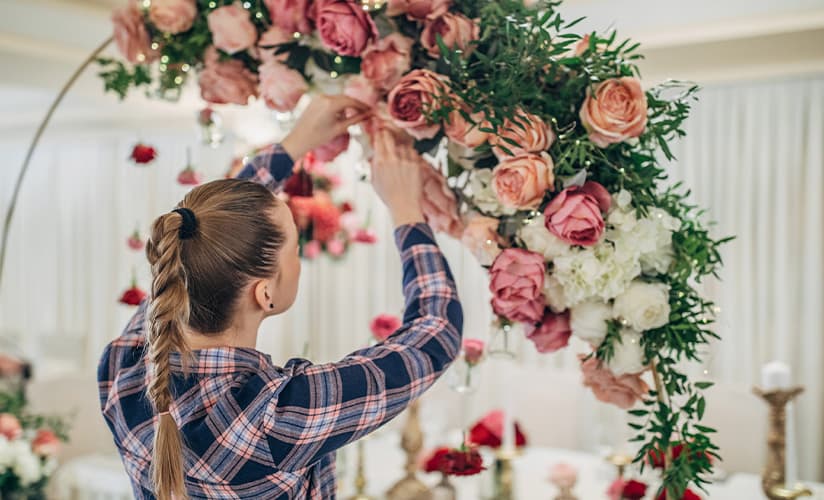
[269,303,274,309]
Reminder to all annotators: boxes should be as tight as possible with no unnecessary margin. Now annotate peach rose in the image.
[32,429,61,456]
[0,413,22,440]
[258,60,308,111]
[264,0,313,35]
[543,180,610,246]
[489,248,546,323]
[112,0,157,64]
[314,0,378,57]
[344,75,380,107]
[525,310,571,353]
[492,153,554,211]
[462,338,485,365]
[461,214,503,266]
[149,0,197,34]
[386,0,451,20]
[420,161,464,238]
[492,109,554,158]
[361,33,414,92]
[199,47,259,105]
[256,26,292,63]
[421,13,479,58]
[387,69,447,140]
[580,354,649,409]
[445,109,490,149]
[207,3,258,55]
[580,77,648,147]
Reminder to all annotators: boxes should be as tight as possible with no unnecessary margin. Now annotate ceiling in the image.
[0,0,822,131]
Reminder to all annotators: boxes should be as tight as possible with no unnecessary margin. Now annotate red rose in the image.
[284,169,315,198]
[442,447,485,476]
[313,0,378,56]
[543,181,611,246]
[370,313,402,341]
[119,285,147,306]
[648,443,713,469]
[311,202,342,242]
[32,429,61,457]
[468,409,527,449]
[130,143,157,164]
[422,447,452,473]
[622,479,647,500]
[340,201,354,213]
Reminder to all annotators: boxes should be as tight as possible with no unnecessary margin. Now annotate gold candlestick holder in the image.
[348,440,374,500]
[492,449,515,500]
[753,386,813,500]
[386,401,431,500]
[606,453,634,479]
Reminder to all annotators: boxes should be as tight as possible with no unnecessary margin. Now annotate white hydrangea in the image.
[553,243,640,306]
[518,217,571,261]
[543,273,569,313]
[606,204,677,276]
[570,299,613,346]
[613,280,671,331]
[11,440,41,486]
[0,436,13,472]
[607,328,647,375]
[468,169,514,216]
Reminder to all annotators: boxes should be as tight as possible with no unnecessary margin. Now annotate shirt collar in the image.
[168,346,274,375]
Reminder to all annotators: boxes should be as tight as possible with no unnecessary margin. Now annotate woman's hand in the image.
[371,130,425,227]
[280,95,370,160]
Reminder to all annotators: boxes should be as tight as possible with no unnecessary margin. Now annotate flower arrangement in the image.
[100,0,728,494]
[0,390,68,499]
[421,445,485,477]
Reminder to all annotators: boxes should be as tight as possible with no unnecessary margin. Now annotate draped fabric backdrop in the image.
[0,75,822,479]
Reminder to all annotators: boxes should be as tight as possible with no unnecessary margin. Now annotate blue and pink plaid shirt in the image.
[98,145,463,499]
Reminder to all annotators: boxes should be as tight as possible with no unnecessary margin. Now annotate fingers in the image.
[329,95,371,113]
[340,110,372,130]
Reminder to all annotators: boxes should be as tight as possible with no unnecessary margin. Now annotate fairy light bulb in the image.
[243,1,251,8]
[174,76,183,85]
[142,0,151,7]
[181,64,191,72]
[334,56,343,64]
[256,11,264,18]
[160,55,169,63]
[208,1,216,7]
[150,42,159,50]
[330,71,339,78]
[136,53,146,62]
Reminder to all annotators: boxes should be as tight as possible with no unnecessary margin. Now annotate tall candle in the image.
[761,361,791,390]
[761,361,797,485]
[501,406,515,454]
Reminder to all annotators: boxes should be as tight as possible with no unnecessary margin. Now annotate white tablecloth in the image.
[52,437,824,499]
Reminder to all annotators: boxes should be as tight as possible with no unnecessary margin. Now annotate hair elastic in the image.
[158,410,171,416]
[172,207,198,240]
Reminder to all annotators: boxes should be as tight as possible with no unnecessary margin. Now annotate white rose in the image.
[469,169,513,216]
[613,280,671,331]
[518,217,571,261]
[0,436,12,471]
[543,274,569,313]
[607,327,647,375]
[570,299,613,346]
[614,189,632,209]
[12,441,41,486]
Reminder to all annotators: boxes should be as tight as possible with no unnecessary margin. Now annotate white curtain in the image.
[1,75,822,479]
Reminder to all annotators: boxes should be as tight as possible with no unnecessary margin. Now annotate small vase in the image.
[448,362,478,394]
[430,474,456,500]
[487,323,517,359]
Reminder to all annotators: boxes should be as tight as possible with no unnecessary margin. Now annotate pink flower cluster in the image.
[0,413,61,457]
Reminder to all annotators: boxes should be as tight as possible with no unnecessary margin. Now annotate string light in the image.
[181,63,191,72]
[160,55,169,63]
[333,56,343,64]
[142,0,151,7]
[150,42,159,50]
[136,53,146,62]
[256,11,264,18]
[243,1,251,8]
[293,32,301,39]
[174,76,183,85]
[208,1,216,7]
[159,64,167,71]
[330,71,339,78]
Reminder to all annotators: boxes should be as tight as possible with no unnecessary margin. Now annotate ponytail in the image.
[146,210,190,500]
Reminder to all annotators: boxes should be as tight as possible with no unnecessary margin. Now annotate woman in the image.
[98,95,463,500]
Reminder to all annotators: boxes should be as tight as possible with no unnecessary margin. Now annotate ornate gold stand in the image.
[492,450,515,500]
[386,401,431,500]
[753,386,813,500]
[348,440,374,500]
[606,453,634,478]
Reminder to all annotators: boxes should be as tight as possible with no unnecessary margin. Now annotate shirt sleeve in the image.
[263,223,463,471]
[234,143,295,193]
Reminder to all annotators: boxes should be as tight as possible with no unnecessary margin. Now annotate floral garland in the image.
[101,0,729,495]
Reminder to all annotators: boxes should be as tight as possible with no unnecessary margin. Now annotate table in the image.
[51,438,824,499]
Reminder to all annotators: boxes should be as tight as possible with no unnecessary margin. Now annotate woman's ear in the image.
[253,280,275,312]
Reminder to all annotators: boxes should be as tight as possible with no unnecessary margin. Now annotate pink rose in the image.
[525,310,571,353]
[149,0,197,34]
[0,413,22,440]
[32,429,61,456]
[327,238,346,256]
[207,3,258,55]
[177,167,202,186]
[386,0,451,20]
[421,13,479,58]
[313,0,378,57]
[258,60,308,111]
[303,240,322,259]
[264,0,313,34]
[313,133,350,162]
[492,153,555,211]
[420,161,465,238]
[387,69,447,140]
[492,109,555,158]
[445,109,490,149]
[543,181,610,246]
[199,47,259,105]
[489,248,545,323]
[353,228,378,243]
[370,313,403,341]
[461,214,503,266]
[361,34,413,92]
[607,478,626,500]
[256,26,293,63]
[344,75,380,107]
[112,0,157,64]
[462,339,485,365]
[579,77,648,148]
[580,354,649,409]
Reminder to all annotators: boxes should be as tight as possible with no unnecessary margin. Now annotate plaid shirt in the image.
[98,144,463,499]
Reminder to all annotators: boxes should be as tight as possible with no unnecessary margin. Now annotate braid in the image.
[145,211,190,500]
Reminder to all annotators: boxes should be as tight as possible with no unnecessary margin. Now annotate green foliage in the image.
[96,58,152,100]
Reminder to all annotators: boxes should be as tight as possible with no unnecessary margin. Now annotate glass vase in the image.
[487,323,518,359]
[447,361,479,394]
[430,473,456,500]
